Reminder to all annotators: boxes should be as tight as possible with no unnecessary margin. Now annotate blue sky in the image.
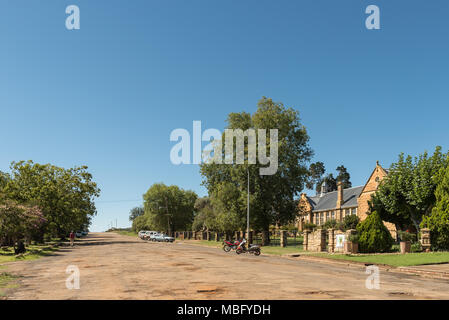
[1,1,448,231]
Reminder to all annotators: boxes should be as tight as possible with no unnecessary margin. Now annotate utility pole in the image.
[247,167,250,243]
[164,196,171,236]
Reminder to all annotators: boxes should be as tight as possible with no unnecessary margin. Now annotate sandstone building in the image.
[297,162,396,238]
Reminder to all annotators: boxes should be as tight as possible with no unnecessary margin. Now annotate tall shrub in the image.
[356,211,393,253]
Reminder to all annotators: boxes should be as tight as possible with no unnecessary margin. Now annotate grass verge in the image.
[308,251,449,267]
[0,243,60,264]
[0,272,19,297]
[112,230,138,237]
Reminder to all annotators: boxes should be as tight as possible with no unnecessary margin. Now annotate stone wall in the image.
[304,229,326,252]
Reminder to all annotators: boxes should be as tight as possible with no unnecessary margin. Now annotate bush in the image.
[356,211,394,253]
[411,242,422,253]
[303,223,316,231]
[343,214,359,230]
[398,231,417,243]
[323,219,338,230]
[348,234,359,243]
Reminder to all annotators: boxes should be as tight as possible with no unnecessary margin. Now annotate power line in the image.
[95,199,142,203]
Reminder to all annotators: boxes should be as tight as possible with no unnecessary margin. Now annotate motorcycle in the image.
[222,239,241,252]
[235,238,261,256]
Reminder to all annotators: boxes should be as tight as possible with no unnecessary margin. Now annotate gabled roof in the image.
[307,186,364,212]
[360,163,389,194]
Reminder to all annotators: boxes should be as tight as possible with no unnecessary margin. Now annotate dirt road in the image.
[2,232,449,299]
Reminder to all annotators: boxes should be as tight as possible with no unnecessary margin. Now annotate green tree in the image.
[1,161,100,239]
[143,183,197,233]
[357,211,394,253]
[372,147,449,232]
[306,162,325,191]
[192,197,220,232]
[131,214,152,232]
[0,200,46,246]
[200,97,313,244]
[321,173,337,192]
[129,206,144,221]
[0,171,9,189]
[421,165,449,250]
[312,165,351,193]
[336,165,352,189]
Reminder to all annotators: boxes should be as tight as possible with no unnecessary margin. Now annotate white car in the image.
[138,230,148,239]
[75,231,83,237]
[151,233,175,242]
[143,231,158,240]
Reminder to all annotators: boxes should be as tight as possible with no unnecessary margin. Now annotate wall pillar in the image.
[421,228,431,252]
[280,230,287,247]
[320,228,327,251]
[328,228,335,253]
[303,230,309,251]
[344,229,357,253]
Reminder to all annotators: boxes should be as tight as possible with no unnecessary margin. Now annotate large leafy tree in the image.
[306,162,325,191]
[131,214,153,232]
[421,164,449,250]
[371,147,449,232]
[1,161,100,238]
[192,197,221,232]
[129,206,144,221]
[200,97,313,244]
[0,200,46,246]
[143,183,197,233]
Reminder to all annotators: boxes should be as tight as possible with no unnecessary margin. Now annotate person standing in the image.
[69,231,75,247]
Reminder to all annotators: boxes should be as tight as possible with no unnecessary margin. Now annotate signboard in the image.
[336,234,345,248]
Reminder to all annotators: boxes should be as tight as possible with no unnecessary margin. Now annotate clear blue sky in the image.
[1,1,448,231]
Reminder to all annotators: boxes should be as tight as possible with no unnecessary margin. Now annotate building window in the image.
[351,208,357,215]
[332,211,335,220]
[326,212,330,221]
[320,213,323,225]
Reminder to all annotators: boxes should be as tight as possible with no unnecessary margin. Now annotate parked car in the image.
[152,233,175,242]
[81,231,88,236]
[143,231,158,240]
[138,230,148,239]
[75,231,83,237]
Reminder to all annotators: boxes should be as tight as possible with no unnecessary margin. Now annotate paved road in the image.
[2,232,449,299]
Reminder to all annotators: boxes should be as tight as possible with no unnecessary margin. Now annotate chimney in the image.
[337,181,344,208]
